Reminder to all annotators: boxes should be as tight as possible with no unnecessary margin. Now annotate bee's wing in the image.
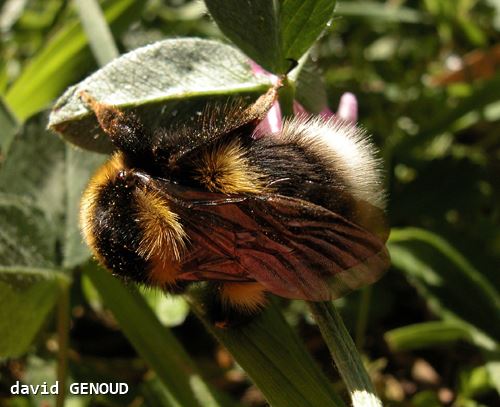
[174,188,389,301]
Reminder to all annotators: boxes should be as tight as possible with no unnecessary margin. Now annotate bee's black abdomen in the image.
[248,135,355,217]
[91,179,149,284]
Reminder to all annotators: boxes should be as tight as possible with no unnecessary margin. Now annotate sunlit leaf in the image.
[48,38,271,153]
[205,0,336,74]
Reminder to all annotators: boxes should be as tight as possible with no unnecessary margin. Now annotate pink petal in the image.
[336,92,358,123]
[250,61,280,85]
[249,60,359,135]
[254,101,282,137]
[293,101,308,116]
[319,106,335,119]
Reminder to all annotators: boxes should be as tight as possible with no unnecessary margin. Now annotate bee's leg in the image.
[79,91,149,157]
[205,282,267,328]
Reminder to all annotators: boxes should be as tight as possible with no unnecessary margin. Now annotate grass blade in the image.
[5,0,145,121]
[84,264,236,407]
[385,320,498,352]
[74,0,119,66]
[388,227,500,341]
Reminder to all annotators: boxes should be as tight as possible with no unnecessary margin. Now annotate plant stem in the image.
[308,301,382,407]
[56,281,70,407]
[355,286,372,350]
[278,76,295,118]
[187,292,346,407]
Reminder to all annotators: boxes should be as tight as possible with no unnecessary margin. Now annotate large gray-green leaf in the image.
[0,114,66,357]
[0,111,102,356]
[0,267,68,358]
[0,113,65,232]
[0,113,65,267]
[388,228,500,342]
[63,146,105,268]
[5,0,145,121]
[0,194,55,268]
[0,112,103,268]
[205,0,336,74]
[48,38,271,153]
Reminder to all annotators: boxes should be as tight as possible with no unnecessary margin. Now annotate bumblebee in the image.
[79,84,389,325]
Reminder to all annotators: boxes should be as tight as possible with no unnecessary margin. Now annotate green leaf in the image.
[0,194,55,267]
[5,0,146,121]
[385,320,498,352]
[293,58,328,113]
[24,356,58,407]
[204,0,336,74]
[485,360,500,395]
[0,267,68,358]
[141,289,190,327]
[48,38,271,153]
[141,376,185,407]
[0,96,19,155]
[458,365,498,400]
[406,74,500,149]
[84,263,235,407]
[335,2,430,24]
[189,292,345,407]
[411,390,442,407]
[388,228,500,341]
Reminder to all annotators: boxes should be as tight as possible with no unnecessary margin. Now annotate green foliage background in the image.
[0,0,499,406]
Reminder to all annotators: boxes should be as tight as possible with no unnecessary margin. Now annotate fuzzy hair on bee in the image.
[78,84,389,326]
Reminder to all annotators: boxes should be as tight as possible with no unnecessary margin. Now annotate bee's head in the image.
[80,152,187,287]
